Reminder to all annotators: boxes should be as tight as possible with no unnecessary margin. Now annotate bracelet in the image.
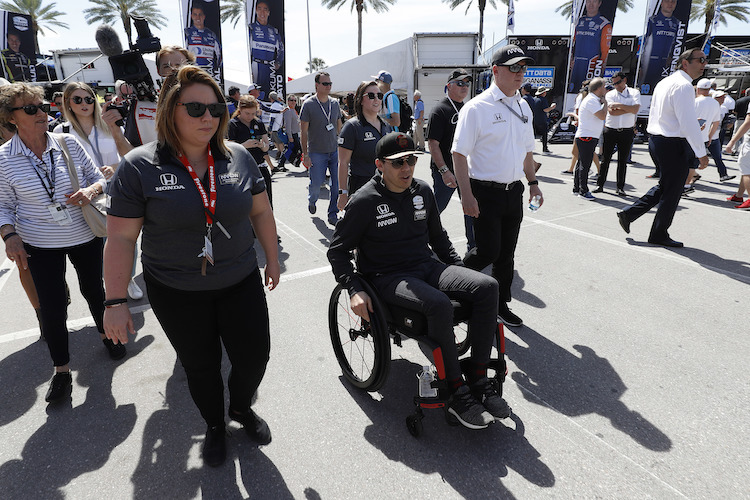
[338,189,348,195]
[438,166,449,174]
[2,231,18,242]
[103,298,128,307]
[528,180,539,186]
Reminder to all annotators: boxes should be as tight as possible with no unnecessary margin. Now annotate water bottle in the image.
[418,365,437,398]
[529,195,541,212]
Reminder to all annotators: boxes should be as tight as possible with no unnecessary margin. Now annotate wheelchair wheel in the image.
[406,414,423,438]
[454,321,470,356]
[328,283,390,391]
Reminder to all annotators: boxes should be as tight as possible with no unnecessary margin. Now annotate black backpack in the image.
[385,90,413,133]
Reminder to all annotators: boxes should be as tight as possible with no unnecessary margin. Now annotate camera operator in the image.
[101,79,158,155]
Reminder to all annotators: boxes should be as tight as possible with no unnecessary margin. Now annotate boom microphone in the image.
[95,24,124,57]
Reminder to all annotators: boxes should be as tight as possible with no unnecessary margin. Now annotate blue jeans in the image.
[707,139,728,177]
[431,168,476,250]
[308,150,339,217]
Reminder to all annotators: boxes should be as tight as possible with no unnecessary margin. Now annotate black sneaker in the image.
[447,385,493,429]
[498,303,523,327]
[203,425,226,467]
[308,203,316,214]
[229,408,272,445]
[103,338,126,360]
[471,377,511,420]
[45,371,72,403]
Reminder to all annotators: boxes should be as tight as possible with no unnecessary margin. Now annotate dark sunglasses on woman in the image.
[365,92,384,101]
[10,103,51,115]
[178,102,227,118]
[72,96,96,105]
[386,155,417,167]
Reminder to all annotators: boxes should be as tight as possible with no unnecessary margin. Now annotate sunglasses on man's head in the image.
[72,96,96,105]
[318,81,333,87]
[364,92,384,100]
[385,156,417,167]
[10,103,51,115]
[178,102,226,118]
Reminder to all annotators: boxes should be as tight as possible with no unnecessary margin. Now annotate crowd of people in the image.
[1,37,748,468]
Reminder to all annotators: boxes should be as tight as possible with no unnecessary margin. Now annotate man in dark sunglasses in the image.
[452,44,543,328]
[616,48,708,248]
[328,132,511,430]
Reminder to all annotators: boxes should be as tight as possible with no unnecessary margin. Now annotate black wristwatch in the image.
[528,180,539,186]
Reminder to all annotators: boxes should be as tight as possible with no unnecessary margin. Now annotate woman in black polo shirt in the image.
[227,95,273,206]
[336,80,391,210]
[103,66,279,467]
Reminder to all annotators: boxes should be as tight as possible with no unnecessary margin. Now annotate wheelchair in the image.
[328,273,509,437]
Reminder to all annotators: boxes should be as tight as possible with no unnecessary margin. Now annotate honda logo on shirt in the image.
[160,173,178,186]
[377,204,390,216]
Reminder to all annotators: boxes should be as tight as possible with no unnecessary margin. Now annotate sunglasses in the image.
[178,102,226,118]
[10,103,51,115]
[72,96,96,105]
[689,56,707,63]
[318,81,333,87]
[385,156,417,167]
[451,80,470,87]
[612,79,624,85]
[508,63,528,73]
[364,92,384,100]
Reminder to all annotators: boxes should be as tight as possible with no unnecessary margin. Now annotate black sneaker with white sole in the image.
[447,385,493,430]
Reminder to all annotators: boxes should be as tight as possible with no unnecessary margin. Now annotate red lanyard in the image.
[178,148,216,225]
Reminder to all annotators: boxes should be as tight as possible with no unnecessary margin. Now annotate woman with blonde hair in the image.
[104,66,279,467]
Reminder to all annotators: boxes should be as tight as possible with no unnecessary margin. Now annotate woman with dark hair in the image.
[227,94,273,207]
[103,66,279,467]
[336,80,391,210]
[0,83,120,404]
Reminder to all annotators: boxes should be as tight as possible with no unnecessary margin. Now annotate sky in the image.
[38,0,748,85]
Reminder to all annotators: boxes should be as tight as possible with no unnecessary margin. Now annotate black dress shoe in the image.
[498,303,523,327]
[616,211,630,234]
[103,338,126,360]
[203,425,227,467]
[45,371,72,403]
[592,186,604,193]
[648,237,683,248]
[616,188,626,196]
[229,408,272,444]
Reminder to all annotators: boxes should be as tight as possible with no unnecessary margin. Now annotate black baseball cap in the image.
[491,45,534,67]
[522,83,533,92]
[447,68,471,83]
[375,132,423,160]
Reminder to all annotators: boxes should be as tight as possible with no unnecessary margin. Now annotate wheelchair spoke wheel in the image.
[454,321,470,356]
[328,284,390,391]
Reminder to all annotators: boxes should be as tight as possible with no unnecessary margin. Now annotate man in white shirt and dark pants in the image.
[617,48,709,248]
[574,77,608,200]
[595,71,640,196]
[452,45,543,327]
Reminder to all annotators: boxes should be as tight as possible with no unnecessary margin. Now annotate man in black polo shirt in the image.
[427,69,475,249]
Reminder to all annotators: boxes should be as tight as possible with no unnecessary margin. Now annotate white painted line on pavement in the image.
[281,265,331,282]
[275,219,329,256]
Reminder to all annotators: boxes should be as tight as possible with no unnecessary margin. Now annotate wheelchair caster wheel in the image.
[406,414,423,437]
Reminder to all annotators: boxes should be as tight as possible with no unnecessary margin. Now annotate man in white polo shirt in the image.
[595,71,640,196]
[452,45,543,327]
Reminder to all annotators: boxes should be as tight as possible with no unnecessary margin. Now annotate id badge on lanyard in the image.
[29,154,72,226]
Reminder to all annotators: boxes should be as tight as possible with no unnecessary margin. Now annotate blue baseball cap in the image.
[372,70,393,85]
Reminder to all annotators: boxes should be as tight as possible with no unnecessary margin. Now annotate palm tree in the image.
[305,57,327,73]
[0,0,69,53]
[554,0,634,20]
[442,0,508,51]
[690,0,750,33]
[83,0,167,48]
[220,0,246,28]
[321,0,395,56]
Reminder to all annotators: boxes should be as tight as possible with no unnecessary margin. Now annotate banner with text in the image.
[247,0,286,100]
[182,0,224,88]
[0,10,36,82]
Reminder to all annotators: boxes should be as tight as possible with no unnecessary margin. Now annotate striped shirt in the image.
[0,132,106,248]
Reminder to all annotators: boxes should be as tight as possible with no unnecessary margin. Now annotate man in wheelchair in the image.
[327,132,509,429]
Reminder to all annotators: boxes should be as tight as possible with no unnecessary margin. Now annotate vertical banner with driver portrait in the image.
[635,0,693,110]
[0,10,36,82]
[247,0,286,100]
[565,0,620,112]
[181,0,224,88]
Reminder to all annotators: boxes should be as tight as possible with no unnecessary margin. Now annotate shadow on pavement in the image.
[511,272,546,309]
[505,325,672,452]
[312,218,334,244]
[131,360,293,499]
[341,358,555,499]
[662,246,750,284]
[0,328,154,498]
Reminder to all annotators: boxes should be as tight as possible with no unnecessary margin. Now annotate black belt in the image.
[471,179,520,191]
[605,126,632,132]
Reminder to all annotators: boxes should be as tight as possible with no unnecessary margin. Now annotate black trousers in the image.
[599,127,634,190]
[145,267,271,427]
[534,123,548,151]
[25,238,105,367]
[259,165,272,208]
[574,137,598,194]
[463,179,524,303]
[372,261,498,381]
[348,173,372,196]
[622,135,690,240]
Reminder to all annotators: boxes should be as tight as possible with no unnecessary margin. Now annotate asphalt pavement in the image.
[1,140,748,499]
